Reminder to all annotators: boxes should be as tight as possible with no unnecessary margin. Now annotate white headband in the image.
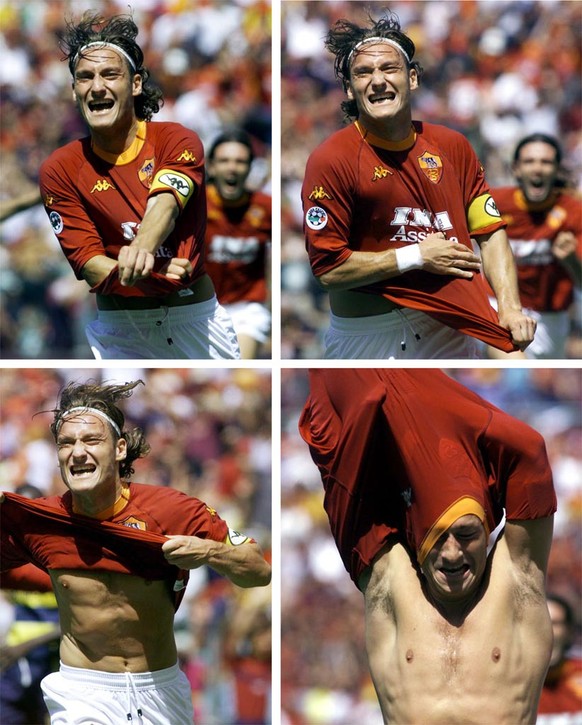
[74,42,137,72]
[59,407,122,438]
[348,37,411,65]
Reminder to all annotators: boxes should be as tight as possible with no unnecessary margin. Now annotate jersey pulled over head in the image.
[324,11,424,119]
[59,11,163,121]
[50,379,150,479]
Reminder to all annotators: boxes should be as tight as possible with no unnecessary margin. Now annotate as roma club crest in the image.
[418,151,443,184]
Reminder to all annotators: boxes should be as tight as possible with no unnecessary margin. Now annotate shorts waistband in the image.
[96,296,218,323]
[329,307,426,333]
[59,662,181,689]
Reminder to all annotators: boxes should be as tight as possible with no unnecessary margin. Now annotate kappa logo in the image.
[305,206,328,231]
[177,149,197,163]
[158,172,192,197]
[308,185,332,201]
[91,179,116,193]
[44,194,55,207]
[372,165,393,181]
[418,151,443,184]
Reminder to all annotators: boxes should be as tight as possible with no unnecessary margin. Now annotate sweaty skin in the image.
[360,521,553,725]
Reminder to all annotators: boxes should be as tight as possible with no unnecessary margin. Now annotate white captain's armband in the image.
[225,528,252,546]
[467,193,502,233]
[150,169,194,207]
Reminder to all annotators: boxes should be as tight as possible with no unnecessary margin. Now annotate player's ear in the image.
[345,80,354,102]
[116,437,127,461]
[409,67,418,91]
[132,72,143,97]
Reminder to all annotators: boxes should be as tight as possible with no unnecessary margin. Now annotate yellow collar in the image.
[92,120,147,165]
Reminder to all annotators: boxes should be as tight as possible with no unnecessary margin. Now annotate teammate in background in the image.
[538,593,582,721]
[204,131,271,359]
[299,369,556,723]
[0,380,271,724]
[38,12,240,360]
[302,12,535,359]
[489,134,582,359]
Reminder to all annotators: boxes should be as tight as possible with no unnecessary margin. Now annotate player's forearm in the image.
[81,255,119,287]
[204,542,271,588]
[476,229,522,314]
[317,249,401,290]
[131,192,179,254]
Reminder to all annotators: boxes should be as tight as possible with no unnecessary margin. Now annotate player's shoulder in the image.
[40,137,90,177]
[308,124,361,161]
[491,186,517,204]
[147,120,202,146]
[415,120,472,149]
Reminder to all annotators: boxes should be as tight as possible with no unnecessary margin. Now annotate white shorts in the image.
[41,662,194,725]
[324,308,479,360]
[85,296,240,360]
[224,301,271,344]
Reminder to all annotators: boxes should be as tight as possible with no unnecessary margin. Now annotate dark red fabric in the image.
[299,369,556,584]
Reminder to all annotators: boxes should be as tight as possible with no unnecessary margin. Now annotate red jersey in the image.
[492,187,582,312]
[1,483,229,608]
[204,185,271,304]
[299,369,556,584]
[39,121,207,298]
[538,659,582,716]
[302,121,516,352]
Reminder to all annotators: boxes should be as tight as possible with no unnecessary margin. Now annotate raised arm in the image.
[162,535,271,588]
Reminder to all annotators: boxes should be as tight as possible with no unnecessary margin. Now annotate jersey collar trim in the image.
[91,120,147,165]
[72,482,131,519]
[354,121,416,151]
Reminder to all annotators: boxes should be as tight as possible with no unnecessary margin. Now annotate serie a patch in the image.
[305,206,328,230]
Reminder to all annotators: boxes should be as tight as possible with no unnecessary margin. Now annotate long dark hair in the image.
[325,12,423,119]
[50,379,150,479]
[59,12,163,121]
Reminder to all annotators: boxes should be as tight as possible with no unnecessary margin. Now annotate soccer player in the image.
[489,134,582,359]
[205,130,272,359]
[0,380,271,724]
[38,12,240,359]
[301,13,535,359]
[299,369,556,723]
[538,593,582,719]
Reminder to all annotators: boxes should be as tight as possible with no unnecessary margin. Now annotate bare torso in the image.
[329,289,399,317]
[49,569,178,673]
[361,538,552,724]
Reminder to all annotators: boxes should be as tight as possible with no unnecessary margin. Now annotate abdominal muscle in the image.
[49,569,178,673]
[362,543,551,725]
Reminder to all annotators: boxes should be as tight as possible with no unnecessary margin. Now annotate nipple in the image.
[406,649,414,663]
[491,647,501,662]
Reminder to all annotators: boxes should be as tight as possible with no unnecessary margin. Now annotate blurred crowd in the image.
[0,0,271,359]
[281,0,582,359]
[0,367,272,724]
[281,368,582,725]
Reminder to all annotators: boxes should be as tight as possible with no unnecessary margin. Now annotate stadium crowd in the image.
[0,0,271,359]
[281,368,582,724]
[0,367,272,724]
[281,0,582,359]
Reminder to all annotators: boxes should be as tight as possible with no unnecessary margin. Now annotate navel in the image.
[406,649,414,663]
[491,647,501,662]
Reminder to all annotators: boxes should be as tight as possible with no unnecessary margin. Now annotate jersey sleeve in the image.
[148,124,205,212]
[448,131,506,236]
[301,140,356,277]
[39,151,108,279]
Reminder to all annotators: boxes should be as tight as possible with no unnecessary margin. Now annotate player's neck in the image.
[71,480,130,519]
[90,117,141,156]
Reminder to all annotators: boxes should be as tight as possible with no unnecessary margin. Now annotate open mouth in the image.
[70,464,97,477]
[370,92,396,104]
[88,100,115,113]
[440,564,469,578]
